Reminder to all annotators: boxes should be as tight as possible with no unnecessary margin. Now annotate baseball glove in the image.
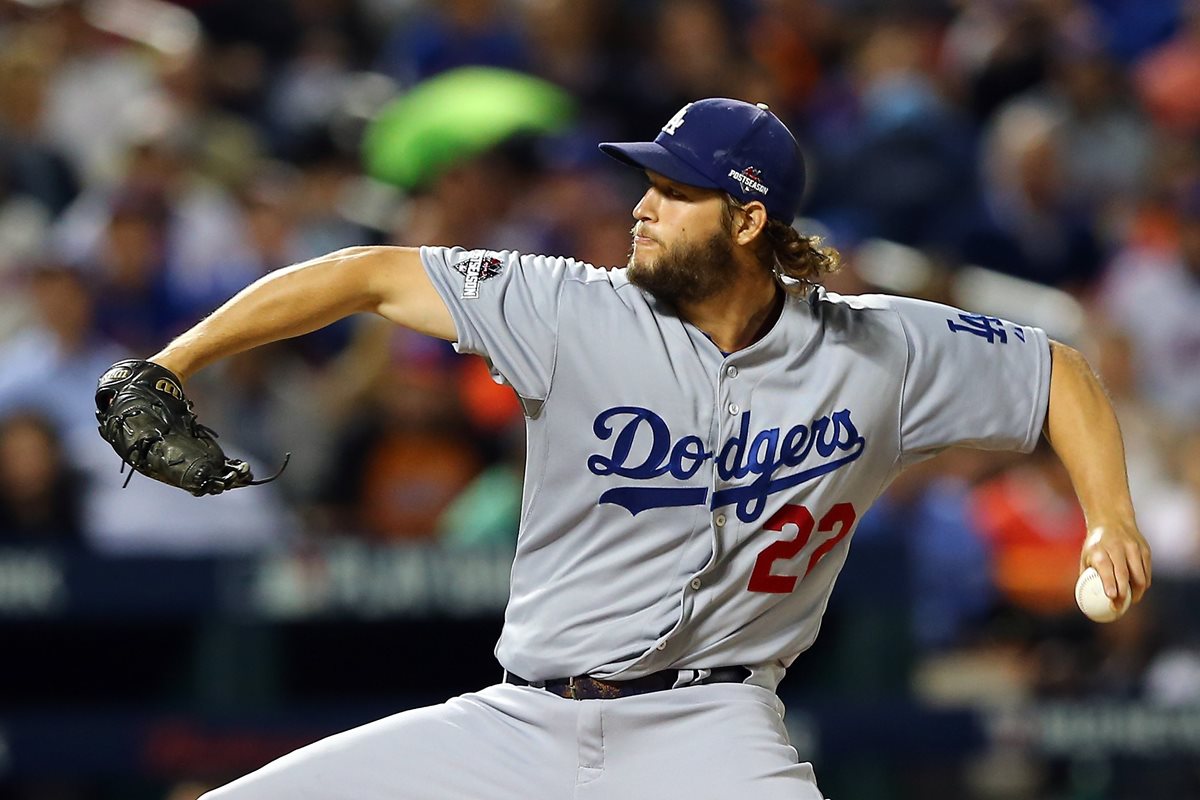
[95,359,288,496]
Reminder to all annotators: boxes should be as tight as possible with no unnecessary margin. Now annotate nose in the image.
[632,187,657,223]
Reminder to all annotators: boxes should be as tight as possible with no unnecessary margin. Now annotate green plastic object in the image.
[363,67,576,189]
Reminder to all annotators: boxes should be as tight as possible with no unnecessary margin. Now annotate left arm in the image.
[1043,340,1152,605]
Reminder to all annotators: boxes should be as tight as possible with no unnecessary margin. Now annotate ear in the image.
[731,201,768,246]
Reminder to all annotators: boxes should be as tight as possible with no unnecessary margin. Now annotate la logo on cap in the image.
[661,103,692,136]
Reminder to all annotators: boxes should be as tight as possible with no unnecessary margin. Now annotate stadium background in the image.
[0,0,1199,797]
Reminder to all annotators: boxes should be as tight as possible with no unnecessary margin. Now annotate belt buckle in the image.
[567,676,577,700]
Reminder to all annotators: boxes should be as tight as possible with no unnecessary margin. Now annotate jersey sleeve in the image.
[420,246,571,401]
[890,296,1052,459]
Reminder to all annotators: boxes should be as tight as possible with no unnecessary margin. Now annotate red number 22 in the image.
[747,502,857,593]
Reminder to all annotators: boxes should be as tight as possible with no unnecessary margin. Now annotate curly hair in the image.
[723,196,842,291]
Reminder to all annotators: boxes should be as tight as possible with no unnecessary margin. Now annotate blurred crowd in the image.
[1,0,1199,768]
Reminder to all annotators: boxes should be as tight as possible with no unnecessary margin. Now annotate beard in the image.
[626,228,737,306]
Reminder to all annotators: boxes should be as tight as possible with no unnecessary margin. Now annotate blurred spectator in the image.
[513,161,632,267]
[374,0,529,86]
[969,440,1086,617]
[325,366,481,540]
[0,23,75,335]
[265,28,358,158]
[1038,48,1153,233]
[286,141,372,257]
[961,99,1103,288]
[1089,0,1181,62]
[185,163,314,293]
[235,167,304,270]
[1134,429,1200,579]
[809,19,978,248]
[350,367,480,542]
[90,187,184,352]
[0,411,84,543]
[226,159,367,278]
[0,263,127,439]
[1144,644,1200,706]
[0,26,79,216]
[942,0,1057,122]
[1101,181,1200,426]
[744,0,841,116]
[645,0,753,113]
[51,123,258,329]
[149,41,266,189]
[854,449,999,652]
[394,139,542,250]
[518,0,630,131]
[1134,0,1200,137]
[36,0,165,183]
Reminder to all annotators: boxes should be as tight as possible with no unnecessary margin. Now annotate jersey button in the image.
[727,402,740,415]
[690,578,702,590]
[726,365,738,378]
[656,641,667,651]
[714,514,727,528]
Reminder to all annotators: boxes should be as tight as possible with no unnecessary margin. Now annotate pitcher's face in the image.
[627,172,736,305]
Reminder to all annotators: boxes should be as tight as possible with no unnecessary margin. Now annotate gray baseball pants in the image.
[199,681,824,799]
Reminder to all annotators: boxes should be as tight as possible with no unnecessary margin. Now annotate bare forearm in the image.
[152,246,442,380]
[1044,339,1151,602]
[1043,341,1134,527]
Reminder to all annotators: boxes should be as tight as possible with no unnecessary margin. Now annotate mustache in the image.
[630,224,657,243]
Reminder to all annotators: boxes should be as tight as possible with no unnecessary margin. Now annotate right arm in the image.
[151,246,454,380]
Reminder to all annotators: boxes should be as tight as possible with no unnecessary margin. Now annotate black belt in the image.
[503,666,751,700]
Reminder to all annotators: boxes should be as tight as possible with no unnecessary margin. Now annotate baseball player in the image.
[96,98,1151,799]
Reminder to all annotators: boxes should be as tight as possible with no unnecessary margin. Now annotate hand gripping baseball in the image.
[95,359,289,497]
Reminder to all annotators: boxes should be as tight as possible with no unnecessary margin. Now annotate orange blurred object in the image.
[1135,36,1200,135]
[358,431,481,540]
[971,464,1087,615]
[458,356,523,432]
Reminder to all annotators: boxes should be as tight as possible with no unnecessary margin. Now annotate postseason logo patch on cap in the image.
[454,252,504,299]
[728,166,769,196]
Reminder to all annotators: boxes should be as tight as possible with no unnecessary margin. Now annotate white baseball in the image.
[1075,567,1131,623]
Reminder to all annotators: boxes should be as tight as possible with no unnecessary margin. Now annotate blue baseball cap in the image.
[599,98,805,222]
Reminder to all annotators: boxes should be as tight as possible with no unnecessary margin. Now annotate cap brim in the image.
[598,141,721,191]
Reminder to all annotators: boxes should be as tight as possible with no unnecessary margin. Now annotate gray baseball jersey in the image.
[200,247,1052,800]
[420,246,1051,690]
